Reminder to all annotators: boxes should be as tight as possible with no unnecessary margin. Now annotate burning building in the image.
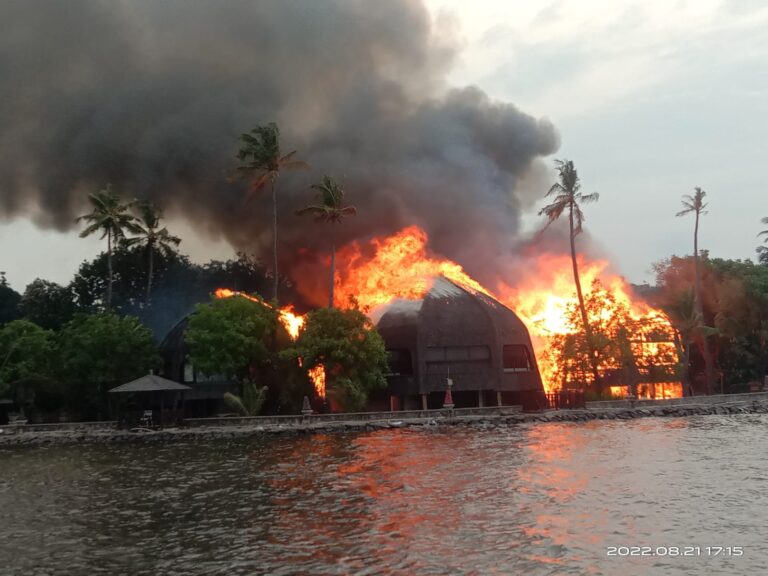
[376,277,545,411]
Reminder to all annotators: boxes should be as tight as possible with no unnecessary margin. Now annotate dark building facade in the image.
[160,317,239,417]
[376,277,546,411]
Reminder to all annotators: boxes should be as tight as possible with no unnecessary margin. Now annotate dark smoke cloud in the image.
[0,0,559,303]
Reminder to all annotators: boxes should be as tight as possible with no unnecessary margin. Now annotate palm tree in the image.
[76,184,138,309]
[236,123,309,303]
[122,201,181,305]
[539,159,601,391]
[757,217,768,264]
[296,176,357,308]
[676,187,716,393]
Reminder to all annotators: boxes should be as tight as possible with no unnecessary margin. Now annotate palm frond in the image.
[299,175,356,225]
[539,201,567,222]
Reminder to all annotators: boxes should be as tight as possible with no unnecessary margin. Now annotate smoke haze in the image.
[0,0,559,303]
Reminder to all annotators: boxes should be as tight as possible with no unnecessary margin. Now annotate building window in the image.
[386,349,413,376]
[425,346,490,362]
[503,345,532,372]
[183,361,194,383]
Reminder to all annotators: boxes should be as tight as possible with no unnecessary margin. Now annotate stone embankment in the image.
[2,393,768,446]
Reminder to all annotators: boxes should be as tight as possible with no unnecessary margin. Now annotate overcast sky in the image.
[2,0,767,291]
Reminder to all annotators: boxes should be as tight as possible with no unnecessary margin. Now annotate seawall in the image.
[2,393,767,446]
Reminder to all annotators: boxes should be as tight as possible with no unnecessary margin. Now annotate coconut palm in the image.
[757,217,768,264]
[122,201,181,305]
[75,185,138,309]
[236,123,309,303]
[296,176,357,308]
[676,187,716,393]
[539,159,601,391]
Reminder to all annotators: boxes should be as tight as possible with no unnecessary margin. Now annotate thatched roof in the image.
[109,373,191,394]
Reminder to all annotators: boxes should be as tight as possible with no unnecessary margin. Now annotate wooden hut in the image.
[376,277,546,411]
[109,372,190,427]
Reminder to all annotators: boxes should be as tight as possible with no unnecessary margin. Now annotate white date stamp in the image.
[606,546,744,557]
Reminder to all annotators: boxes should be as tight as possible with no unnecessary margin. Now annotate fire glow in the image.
[334,226,491,311]
[497,255,682,398]
[332,226,682,398]
[216,225,682,401]
[213,288,326,397]
[213,288,305,339]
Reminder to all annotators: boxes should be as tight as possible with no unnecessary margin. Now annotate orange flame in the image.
[334,225,490,310]
[213,288,305,339]
[497,254,681,397]
[214,226,681,401]
[214,289,325,398]
[334,227,680,397]
[308,365,326,398]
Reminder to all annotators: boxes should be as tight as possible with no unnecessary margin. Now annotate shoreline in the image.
[2,398,768,446]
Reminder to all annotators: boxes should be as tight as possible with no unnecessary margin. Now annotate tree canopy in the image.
[185,295,282,385]
[0,320,54,398]
[0,272,21,326]
[57,313,158,418]
[19,279,77,330]
[285,307,387,411]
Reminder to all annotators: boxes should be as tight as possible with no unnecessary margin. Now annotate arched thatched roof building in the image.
[376,277,545,410]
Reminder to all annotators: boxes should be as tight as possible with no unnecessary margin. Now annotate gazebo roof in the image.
[109,373,191,394]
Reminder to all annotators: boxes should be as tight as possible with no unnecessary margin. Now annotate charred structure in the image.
[377,277,545,410]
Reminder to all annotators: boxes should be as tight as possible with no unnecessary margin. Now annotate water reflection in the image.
[1,415,766,575]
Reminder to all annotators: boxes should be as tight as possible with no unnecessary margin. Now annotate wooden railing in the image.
[545,390,586,410]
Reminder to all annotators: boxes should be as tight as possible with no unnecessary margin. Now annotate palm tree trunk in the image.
[570,204,601,392]
[146,243,154,305]
[107,229,113,309]
[329,227,335,308]
[693,210,716,393]
[271,178,279,303]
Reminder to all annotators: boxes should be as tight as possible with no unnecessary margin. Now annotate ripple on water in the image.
[1,415,767,575]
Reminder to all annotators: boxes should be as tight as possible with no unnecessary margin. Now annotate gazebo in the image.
[109,372,190,427]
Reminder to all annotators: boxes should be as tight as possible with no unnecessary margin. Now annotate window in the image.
[425,346,490,362]
[503,345,532,372]
[386,349,413,375]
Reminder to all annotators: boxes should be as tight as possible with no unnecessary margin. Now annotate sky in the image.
[2,0,767,291]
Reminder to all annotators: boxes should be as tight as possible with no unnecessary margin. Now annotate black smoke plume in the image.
[0,0,559,304]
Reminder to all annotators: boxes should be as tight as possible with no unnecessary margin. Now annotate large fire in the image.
[496,255,682,398]
[334,226,491,310]
[216,225,682,402]
[333,226,682,398]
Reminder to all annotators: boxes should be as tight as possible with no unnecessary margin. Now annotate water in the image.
[1,415,766,575]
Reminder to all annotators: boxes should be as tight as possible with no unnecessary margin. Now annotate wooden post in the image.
[421,393,428,411]
[497,391,503,407]
[478,389,484,407]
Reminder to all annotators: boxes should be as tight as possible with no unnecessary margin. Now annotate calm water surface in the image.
[1,415,767,575]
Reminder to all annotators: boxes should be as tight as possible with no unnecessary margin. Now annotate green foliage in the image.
[285,307,387,411]
[19,279,77,330]
[75,184,139,242]
[539,159,599,236]
[223,382,268,416]
[654,255,768,391]
[235,122,308,302]
[0,272,21,326]
[185,296,280,384]
[0,320,54,397]
[297,176,357,223]
[122,201,182,304]
[57,313,158,418]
